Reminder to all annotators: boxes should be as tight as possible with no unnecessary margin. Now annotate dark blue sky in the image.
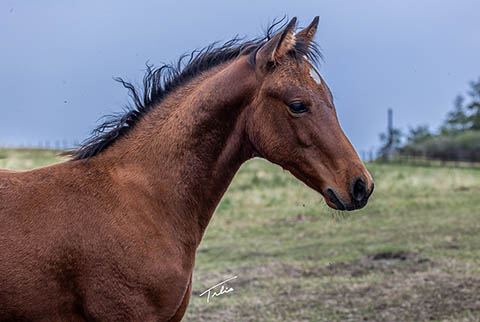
[1,0,479,153]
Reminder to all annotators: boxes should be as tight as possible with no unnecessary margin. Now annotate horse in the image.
[0,17,373,321]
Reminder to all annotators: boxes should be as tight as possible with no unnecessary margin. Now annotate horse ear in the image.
[255,17,297,69]
[296,16,319,45]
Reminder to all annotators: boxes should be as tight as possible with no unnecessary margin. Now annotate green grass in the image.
[186,161,480,321]
[0,148,65,170]
[2,148,479,321]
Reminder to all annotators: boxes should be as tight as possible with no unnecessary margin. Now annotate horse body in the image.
[0,162,194,321]
[0,18,374,321]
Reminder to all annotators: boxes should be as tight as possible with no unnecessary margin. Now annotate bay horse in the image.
[0,17,373,321]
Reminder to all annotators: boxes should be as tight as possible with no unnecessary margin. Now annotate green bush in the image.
[399,130,480,161]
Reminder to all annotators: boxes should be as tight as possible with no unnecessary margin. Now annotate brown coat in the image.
[0,17,373,321]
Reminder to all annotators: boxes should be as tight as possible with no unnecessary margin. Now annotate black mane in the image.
[71,20,322,160]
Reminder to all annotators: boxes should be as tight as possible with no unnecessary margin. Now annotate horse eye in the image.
[288,102,309,114]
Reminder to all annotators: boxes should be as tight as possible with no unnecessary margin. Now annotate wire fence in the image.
[1,144,479,169]
[369,151,480,169]
[359,150,377,163]
[0,140,80,151]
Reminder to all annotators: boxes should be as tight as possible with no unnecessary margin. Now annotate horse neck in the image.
[98,56,258,246]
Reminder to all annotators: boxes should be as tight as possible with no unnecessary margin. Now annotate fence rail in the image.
[375,152,480,168]
[0,140,80,150]
[1,145,480,169]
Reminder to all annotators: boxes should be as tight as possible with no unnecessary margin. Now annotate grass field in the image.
[1,148,479,321]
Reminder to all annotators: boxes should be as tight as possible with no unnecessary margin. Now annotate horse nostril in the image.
[326,188,346,210]
[352,178,367,202]
[368,182,375,198]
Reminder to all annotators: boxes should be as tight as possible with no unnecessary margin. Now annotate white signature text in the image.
[199,276,237,303]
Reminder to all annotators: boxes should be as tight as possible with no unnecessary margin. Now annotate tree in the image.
[378,127,402,160]
[438,78,480,134]
[467,78,480,130]
[407,124,431,144]
[441,95,470,135]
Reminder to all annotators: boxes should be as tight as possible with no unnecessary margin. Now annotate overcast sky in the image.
[1,0,479,154]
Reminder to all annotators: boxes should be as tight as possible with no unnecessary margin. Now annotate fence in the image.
[0,139,80,151]
[359,150,377,163]
[1,144,480,168]
[373,151,480,168]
